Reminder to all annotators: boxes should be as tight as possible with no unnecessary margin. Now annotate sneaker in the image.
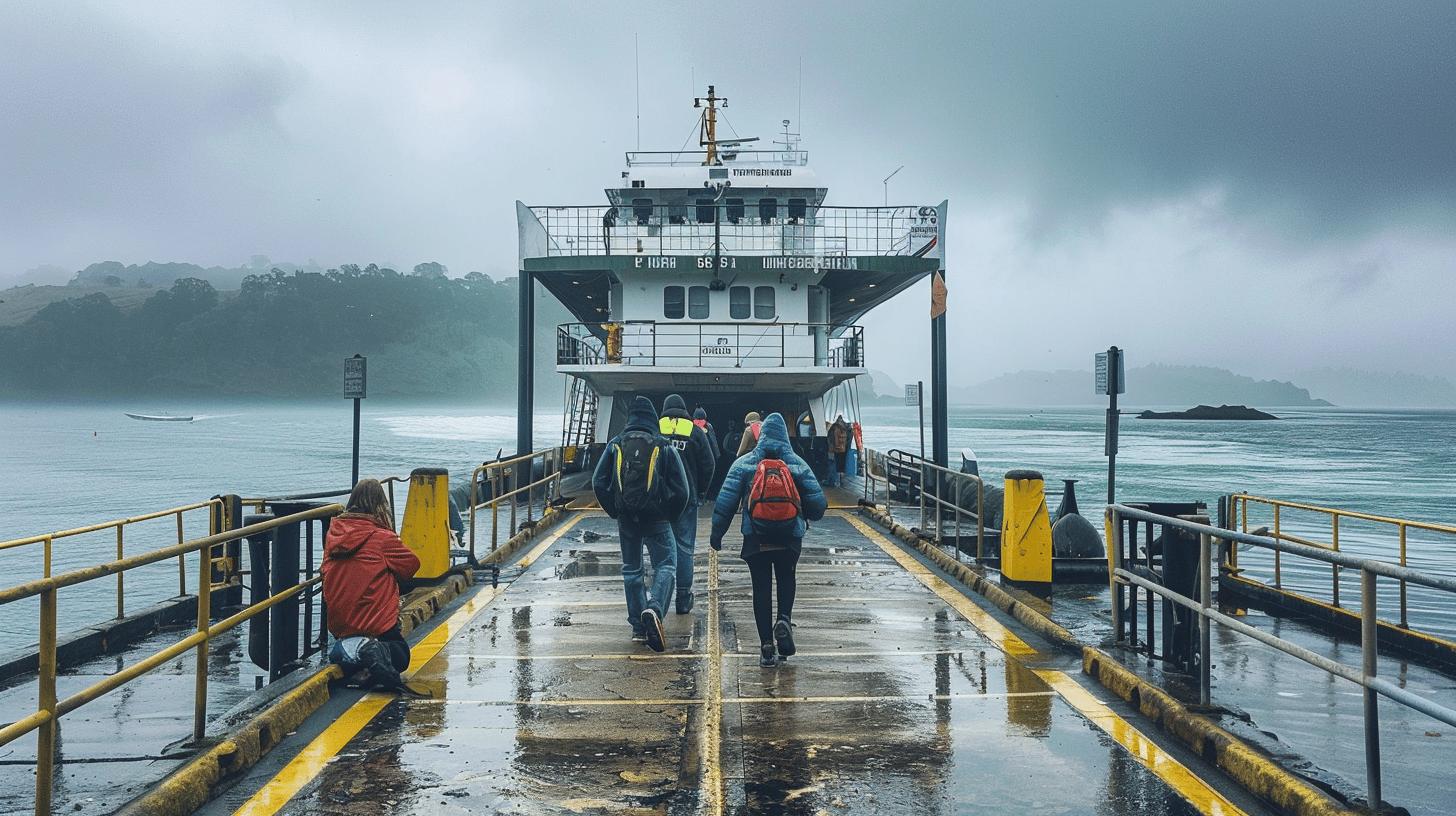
[759,643,778,668]
[675,593,694,615]
[631,628,647,643]
[641,608,666,653]
[773,618,796,658]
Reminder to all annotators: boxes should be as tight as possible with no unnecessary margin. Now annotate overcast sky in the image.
[3,2,1453,384]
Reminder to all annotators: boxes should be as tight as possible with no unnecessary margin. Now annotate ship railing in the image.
[556,322,865,369]
[1225,493,1456,632]
[241,475,412,522]
[1107,504,1456,810]
[861,448,988,564]
[526,204,938,258]
[624,149,809,167]
[0,504,343,815]
[0,499,224,622]
[466,448,563,560]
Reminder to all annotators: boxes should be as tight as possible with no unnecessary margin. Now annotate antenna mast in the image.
[694,85,726,166]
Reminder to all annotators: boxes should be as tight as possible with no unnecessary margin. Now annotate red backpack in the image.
[748,458,801,532]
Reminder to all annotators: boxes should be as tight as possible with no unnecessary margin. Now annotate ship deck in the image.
[195,499,1273,816]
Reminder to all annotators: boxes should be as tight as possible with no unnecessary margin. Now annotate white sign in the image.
[904,383,921,406]
[344,356,367,399]
[1095,350,1125,395]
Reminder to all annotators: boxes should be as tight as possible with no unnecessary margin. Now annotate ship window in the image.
[632,197,652,226]
[696,199,715,224]
[788,197,807,222]
[664,285,685,319]
[688,286,710,318]
[729,286,751,319]
[726,198,744,223]
[754,286,776,319]
[758,198,777,222]
[631,180,645,188]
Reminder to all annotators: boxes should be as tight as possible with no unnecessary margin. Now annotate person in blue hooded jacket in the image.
[710,412,827,667]
[593,396,690,652]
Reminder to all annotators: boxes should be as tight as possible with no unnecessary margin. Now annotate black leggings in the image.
[745,549,800,645]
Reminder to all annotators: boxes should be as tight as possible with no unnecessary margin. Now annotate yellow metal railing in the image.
[468,449,563,558]
[241,475,410,514]
[0,504,342,815]
[0,500,222,619]
[1229,493,1456,628]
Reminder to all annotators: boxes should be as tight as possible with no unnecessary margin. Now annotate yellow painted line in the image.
[840,512,1038,658]
[232,514,584,816]
[409,691,1058,706]
[700,547,724,816]
[1035,670,1246,816]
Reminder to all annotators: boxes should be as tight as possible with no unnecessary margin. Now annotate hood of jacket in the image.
[625,395,660,433]
[662,394,689,419]
[693,407,707,421]
[325,515,386,559]
[754,412,791,456]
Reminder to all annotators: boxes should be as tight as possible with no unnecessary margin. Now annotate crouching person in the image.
[323,478,420,689]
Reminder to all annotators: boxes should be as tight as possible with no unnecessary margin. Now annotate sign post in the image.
[1095,347,1125,505]
[344,355,367,487]
[905,382,925,461]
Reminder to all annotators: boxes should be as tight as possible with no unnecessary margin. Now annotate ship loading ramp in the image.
[182,501,1281,816]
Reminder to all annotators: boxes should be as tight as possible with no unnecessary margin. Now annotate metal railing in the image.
[1107,504,1456,811]
[624,149,809,167]
[527,204,939,258]
[242,475,411,523]
[0,504,343,815]
[467,448,563,558]
[861,448,986,563]
[557,322,864,369]
[0,500,222,620]
[1228,493,1456,630]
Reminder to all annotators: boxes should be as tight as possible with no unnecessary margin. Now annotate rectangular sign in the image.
[1095,350,1125,395]
[904,383,921,406]
[344,355,367,399]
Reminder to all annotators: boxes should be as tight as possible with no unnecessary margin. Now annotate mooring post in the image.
[517,268,535,456]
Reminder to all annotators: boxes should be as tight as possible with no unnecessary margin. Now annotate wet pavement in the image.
[209,510,1264,816]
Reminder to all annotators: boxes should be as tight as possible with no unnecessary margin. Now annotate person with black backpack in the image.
[660,394,716,614]
[709,412,827,667]
[593,396,691,652]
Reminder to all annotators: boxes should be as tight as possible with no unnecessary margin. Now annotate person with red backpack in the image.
[710,412,827,667]
[592,396,690,652]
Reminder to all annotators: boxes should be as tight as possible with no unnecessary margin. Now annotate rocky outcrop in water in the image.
[1137,404,1279,420]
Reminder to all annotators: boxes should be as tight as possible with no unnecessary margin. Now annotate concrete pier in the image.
[198,507,1267,816]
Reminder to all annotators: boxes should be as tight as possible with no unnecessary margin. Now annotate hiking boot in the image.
[773,618,796,658]
[759,643,778,668]
[641,608,666,653]
[675,593,694,615]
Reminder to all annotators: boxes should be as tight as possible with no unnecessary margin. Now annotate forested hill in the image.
[0,266,567,400]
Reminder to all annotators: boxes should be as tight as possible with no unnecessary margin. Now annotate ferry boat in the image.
[517,85,945,486]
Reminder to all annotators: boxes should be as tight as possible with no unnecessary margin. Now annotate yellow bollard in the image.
[1001,469,1052,583]
[400,467,451,580]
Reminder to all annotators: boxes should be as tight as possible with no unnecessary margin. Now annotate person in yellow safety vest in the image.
[660,394,717,614]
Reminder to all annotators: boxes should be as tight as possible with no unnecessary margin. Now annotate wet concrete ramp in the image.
[208,511,1262,815]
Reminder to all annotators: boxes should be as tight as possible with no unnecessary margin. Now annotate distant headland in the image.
[1137,405,1279,421]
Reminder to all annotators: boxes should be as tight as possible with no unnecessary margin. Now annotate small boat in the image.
[124,413,194,422]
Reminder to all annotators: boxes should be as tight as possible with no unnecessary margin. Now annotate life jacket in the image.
[748,458,801,533]
[614,430,667,520]
[660,415,695,452]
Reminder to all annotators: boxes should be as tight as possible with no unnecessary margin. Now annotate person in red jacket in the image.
[322,479,420,675]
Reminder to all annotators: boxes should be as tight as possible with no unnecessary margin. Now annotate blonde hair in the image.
[345,478,394,531]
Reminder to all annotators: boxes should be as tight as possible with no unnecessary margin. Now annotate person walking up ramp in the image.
[710,412,827,667]
[593,396,690,652]
[660,394,716,614]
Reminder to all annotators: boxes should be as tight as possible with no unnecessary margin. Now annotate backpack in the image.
[748,458,801,533]
[614,430,667,519]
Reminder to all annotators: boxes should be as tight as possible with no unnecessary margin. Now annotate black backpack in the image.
[614,430,667,520]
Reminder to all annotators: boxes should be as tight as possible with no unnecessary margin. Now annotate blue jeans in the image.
[670,499,700,601]
[619,519,677,628]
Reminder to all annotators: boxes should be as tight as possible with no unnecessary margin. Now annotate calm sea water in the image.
[1,402,1453,648]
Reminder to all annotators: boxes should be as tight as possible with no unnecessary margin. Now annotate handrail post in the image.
[1332,514,1341,608]
[1199,531,1212,706]
[177,511,187,596]
[1273,504,1282,589]
[491,468,502,551]
[1109,507,1123,645]
[469,474,479,563]
[976,480,985,563]
[1361,568,1381,812]
[193,536,212,743]
[1398,523,1408,628]
[116,527,125,619]
[35,586,57,816]
[953,474,963,563]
